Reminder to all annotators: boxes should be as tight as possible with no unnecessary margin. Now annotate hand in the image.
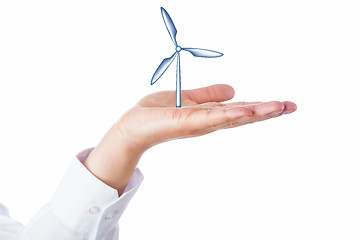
[115,84,297,150]
[84,84,297,195]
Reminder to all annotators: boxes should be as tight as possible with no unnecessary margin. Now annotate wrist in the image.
[114,113,156,152]
[83,124,145,196]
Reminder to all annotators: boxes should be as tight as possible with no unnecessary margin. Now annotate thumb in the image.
[184,84,235,104]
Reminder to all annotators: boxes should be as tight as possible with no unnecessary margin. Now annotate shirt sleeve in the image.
[0,203,23,239]
[1,147,144,240]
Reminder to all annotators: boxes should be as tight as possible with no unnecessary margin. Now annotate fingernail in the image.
[282,101,297,114]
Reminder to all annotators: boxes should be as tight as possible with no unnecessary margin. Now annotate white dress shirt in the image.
[0,147,144,240]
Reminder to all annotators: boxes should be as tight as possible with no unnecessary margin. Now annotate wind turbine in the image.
[151,7,223,108]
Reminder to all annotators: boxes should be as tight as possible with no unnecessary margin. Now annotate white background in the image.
[0,0,359,239]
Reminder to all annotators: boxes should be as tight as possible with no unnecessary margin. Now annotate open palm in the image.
[115,84,297,151]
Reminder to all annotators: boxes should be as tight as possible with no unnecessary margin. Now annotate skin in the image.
[83,84,297,196]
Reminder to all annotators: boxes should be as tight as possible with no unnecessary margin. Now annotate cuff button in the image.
[106,210,118,220]
[89,206,100,215]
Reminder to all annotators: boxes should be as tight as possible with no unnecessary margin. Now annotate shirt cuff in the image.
[49,147,144,239]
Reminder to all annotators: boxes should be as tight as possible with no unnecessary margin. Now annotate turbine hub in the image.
[176,46,182,52]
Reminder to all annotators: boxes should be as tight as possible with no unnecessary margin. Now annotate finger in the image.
[208,101,283,130]
[222,101,297,114]
[282,101,297,114]
[177,101,283,134]
[138,84,235,107]
[221,101,263,107]
[194,101,263,109]
[225,112,283,129]
[185,106,253,132]
[222,101,297,129]
[183,84,235,104]
[247,101,285,116]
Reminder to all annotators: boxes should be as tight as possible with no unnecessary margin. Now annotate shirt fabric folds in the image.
[0,147,144,240]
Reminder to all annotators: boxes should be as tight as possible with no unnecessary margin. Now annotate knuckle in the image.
[268,101,284,112]
[206,109,214,128]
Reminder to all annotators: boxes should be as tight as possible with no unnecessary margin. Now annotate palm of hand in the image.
[115,84,296,151]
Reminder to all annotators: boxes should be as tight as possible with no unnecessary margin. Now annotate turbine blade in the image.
[182,48,223,58]
[151,52,177,85]
[161,7,178,46]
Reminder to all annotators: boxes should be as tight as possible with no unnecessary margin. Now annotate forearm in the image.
[83,124,144,196]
